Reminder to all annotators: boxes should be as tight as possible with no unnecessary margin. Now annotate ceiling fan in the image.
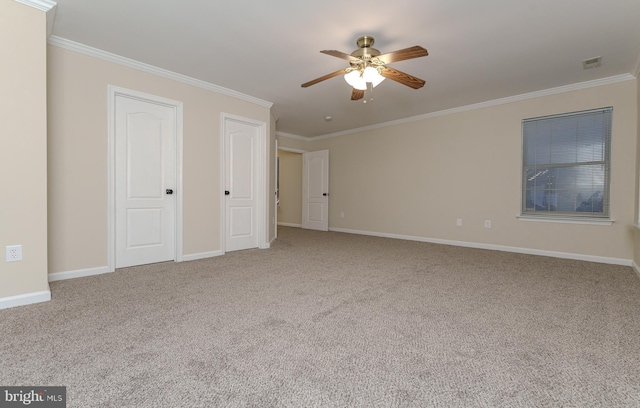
[301,36,428,101]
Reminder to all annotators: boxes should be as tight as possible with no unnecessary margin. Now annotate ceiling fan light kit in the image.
[344,66,385,90]
[344,68,383,90]
[302,35,429,101]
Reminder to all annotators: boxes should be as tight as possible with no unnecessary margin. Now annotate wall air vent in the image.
[582,57,602,69]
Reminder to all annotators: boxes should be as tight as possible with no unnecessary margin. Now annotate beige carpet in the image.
[2,227,640,407]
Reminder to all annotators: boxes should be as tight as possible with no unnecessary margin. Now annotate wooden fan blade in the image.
[351,88,365,100]
[301,69,346,88]
[377,46,428,64]
[320,50,359,62]
[380,67,425,89]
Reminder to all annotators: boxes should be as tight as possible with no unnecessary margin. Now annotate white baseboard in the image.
[48,266,112,282]
[277,222,302,228]
[329,227,633,267]
[182,250,223,262]
[48,252,229,279]
[633,262,640,279]
[0,289,51,310]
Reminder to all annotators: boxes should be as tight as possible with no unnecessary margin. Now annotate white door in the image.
[302,150,329,231]
[225,118,260,251]
[274,139,278,239]
[115,95,176,268]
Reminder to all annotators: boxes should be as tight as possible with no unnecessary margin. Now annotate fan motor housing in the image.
[351,35,381,60]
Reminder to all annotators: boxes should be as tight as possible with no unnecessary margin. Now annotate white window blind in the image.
[522,107,612,218]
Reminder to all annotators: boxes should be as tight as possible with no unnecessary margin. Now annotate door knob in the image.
[225,190,230,195]
[166,189,174,195]
[323,193,327,196]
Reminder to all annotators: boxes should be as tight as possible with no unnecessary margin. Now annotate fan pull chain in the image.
[364,82,374,103]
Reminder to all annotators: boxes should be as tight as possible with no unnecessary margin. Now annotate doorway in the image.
[276,149,303,227]
[276,148,329,232]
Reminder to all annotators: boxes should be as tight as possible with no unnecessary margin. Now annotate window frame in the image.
[520,107,612,221]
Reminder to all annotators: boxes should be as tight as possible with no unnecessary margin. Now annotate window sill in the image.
[517,215,613,226]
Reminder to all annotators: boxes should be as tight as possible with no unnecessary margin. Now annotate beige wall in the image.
[303,80,637,262]
[47,45,272,274]
[0,1,49,298]
[277,150,303,225]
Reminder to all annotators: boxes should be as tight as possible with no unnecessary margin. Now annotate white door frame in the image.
[220,113,269,253]
[107,85,184,272]
[275,139,278,240]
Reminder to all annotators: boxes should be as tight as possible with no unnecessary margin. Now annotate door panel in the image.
[116,96,175,268]
[230,207,253,236]
[307,203,323,222]
[230,132,253,198]
[302,150,329,231]
[127,115,163,198]
[126,209,163,247]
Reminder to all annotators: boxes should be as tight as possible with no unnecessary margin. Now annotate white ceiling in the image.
[49,0,640,138]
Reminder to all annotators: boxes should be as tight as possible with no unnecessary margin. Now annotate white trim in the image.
[635,224,640,231]
[632,52,640,78]
[329,227,632,267]
[45,3,56,37]
[517,215,614,226]
[0,290,51,310]
[182,250,224,262]
[274,138,278,240]
[633,262,640,279]
[14,0,56,12]
[107,85,184,271]
[278,146,306,154]
[310,74,636,141]
[48,36,273,109]
[220,117,226,255]
[221,114,269,253]
[277,222,302,228]
[276,131,309,141]
[48,266,111,282]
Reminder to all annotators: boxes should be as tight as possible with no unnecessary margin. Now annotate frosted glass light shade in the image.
[363,66,385,88]
[344,70,367,90]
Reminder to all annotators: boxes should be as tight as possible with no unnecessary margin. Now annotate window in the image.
[522,107,612,219]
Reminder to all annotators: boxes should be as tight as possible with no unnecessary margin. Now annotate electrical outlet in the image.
[340,212,345,218]
[484,220,492,228]
[456,218,463,226]
[6,245,22,262]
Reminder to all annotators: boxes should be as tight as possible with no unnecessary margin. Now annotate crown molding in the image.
[278,147,306,154]
[633,52,640,78]
[47,36,273,109]
[276,131,309,141]
[311,73,636,141]
[14,0,56,12]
